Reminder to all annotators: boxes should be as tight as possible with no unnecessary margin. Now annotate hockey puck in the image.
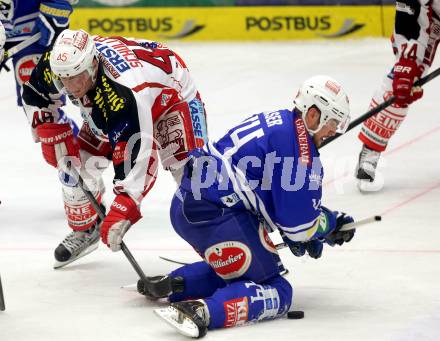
[287,310,304,319]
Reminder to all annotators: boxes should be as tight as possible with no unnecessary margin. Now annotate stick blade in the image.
[0,275,5,311]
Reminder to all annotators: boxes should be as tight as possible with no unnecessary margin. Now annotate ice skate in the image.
[53,224,100,269]
[355,144,381,192]
[154,300,209,338]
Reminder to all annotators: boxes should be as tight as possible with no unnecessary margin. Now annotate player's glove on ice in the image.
[100,194,142,252]
[392,58,424,107]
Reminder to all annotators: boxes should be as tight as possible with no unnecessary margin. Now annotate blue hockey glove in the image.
[284,239,306,257]
[281,232,324,259]
[305,239,324,259]
[34,1,73,47]
[324,211,355,246]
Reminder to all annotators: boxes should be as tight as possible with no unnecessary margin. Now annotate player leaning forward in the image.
[139,76,356,338]
[22,29,208,268]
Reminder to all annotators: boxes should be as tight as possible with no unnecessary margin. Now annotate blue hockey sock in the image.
[169,261,226,302]
[204,275,293,329]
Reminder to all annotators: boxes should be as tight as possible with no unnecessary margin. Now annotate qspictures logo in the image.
[245,16,364,38]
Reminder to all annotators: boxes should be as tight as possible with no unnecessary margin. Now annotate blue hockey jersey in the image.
[1,0,72,43]
[184,109,331,242]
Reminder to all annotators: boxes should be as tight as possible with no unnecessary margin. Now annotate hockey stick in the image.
[158,216,381,266]
[0,33,42,72]
[69,165,150,284]
[338,215,381,232]
[0,274,5,311]
[3,33,42,59]
[319,66,440,148]
[275,215,382,251]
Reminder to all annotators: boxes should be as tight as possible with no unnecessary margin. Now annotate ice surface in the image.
[1,39,439,340]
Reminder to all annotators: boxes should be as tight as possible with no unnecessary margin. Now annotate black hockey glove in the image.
[281,232,324,259]
[325,212,355,246]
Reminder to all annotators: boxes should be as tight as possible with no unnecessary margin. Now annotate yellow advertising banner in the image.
[70,6,395,41]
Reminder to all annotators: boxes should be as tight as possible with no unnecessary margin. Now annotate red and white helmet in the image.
[294,75,350,134]
[50,29,97,78]
[0,0,14,21]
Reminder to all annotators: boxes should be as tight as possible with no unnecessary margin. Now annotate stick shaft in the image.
[338,216,379,231]
[319,66,440,148]
[4,33,42,59]
[275,215,380,250]
[70,164,149,282]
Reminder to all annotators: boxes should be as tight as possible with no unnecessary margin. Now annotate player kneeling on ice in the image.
[137,75,356,338]
[21,29,208,268]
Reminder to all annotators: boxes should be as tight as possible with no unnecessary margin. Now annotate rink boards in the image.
[69,5,395,41]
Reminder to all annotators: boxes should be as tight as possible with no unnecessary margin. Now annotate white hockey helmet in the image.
[0,21,6,50]
[0,0,14,21]
[50,29,97,79]
[294,75,350,135]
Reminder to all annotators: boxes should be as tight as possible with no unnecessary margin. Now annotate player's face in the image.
[313,118,338,147]
[60,70,94,98]
[305,106,321,131]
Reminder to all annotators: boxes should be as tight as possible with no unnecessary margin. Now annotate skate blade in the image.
[357,179,382,193]
[154,306,200,338]
[53,241,99,269]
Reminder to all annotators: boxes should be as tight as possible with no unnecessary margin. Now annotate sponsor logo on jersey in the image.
[220,193,241,207]
[95,42,130,73]
[112,141,129,166]
[95,37,143,75]
[309,172,322,187]
[15,54,40,85]
[205,241,252,280]
[111,122,129,143]
[94,75,126,119]
[98,53,121,78]
[95,37,143,67]
[258,225,277,254]
[317,211,329,234]
[223,297,249,328]
[245,16,364,38]
[189,98,207,147]
[139,41,167,49]
[294,117,311,165]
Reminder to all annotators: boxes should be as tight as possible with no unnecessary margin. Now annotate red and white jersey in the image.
[83,36,198,140]
[393,0,440,67]
[23,36,207,205]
